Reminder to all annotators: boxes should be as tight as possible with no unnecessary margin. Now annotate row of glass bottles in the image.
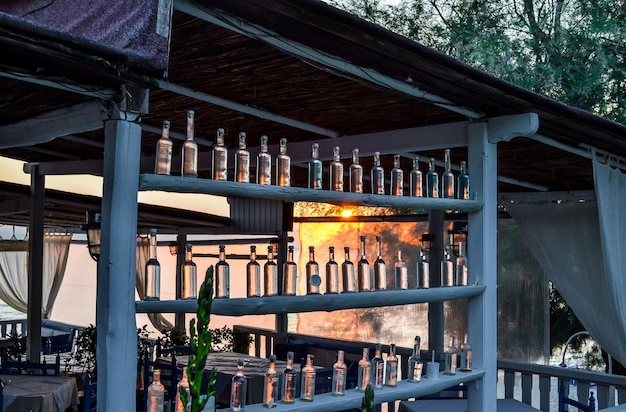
[444,335,473,376]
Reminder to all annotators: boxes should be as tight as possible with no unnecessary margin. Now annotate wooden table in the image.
[0,374,79,412]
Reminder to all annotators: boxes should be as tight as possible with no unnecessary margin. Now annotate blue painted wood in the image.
[26,164,44,361]
[83,374,97,412]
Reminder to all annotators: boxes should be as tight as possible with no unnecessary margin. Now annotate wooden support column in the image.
[427,209,445,356]
[175,233,187,330]
[98,108,142,412]
[26,164,44,361]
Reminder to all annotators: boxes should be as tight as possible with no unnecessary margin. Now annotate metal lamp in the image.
[82,211,101,262]
[448,221,468,256]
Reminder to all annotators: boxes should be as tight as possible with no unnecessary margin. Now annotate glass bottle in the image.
[308,143,323,189]
[264,246,279,297]
[247,246,261,298]
[235,132,250,183]
[330,146,344,191]
[441,245,455,287]
[373,236,387,291]
[300,354,316,402]
[175,368,191,412]
[358,235,372,292]
[281,351,297,404]
[276,138,291,187]
[445,336,458,375]
[306,246,321,294]
[216,244,230,298]
[154,120,172,175]
[417,246,430,289]
[455,241,468,286]
[144,228,160,300]
[407,336,423,383]
[282,245,297,296]
[332,350,347,396]
[257,135,271,185]
[341,247,356,293]
[350,148,364,193]
[231,358,247,411]
[426,158,439,198]
[371,343,384,389]
[182,243,197,299]
[371,151,385,195]
[263,354,278,408]
[395,250,408,290]
[410,156,423,197]
[460,335,472,372]
[212,128,228,180]
[457,160,470,200]
[182,110,198,178]
[147,369,165,412]
[390,154,403,196]
[325,246,339,294]
[357,347,372,392]
[442,149,455,198]
[385,343,398,388]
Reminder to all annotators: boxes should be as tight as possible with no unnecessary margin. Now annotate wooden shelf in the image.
[135,285,485,315]
[138,174,483,212]
[244,370,485,411]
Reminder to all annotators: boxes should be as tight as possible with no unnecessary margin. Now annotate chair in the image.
[82,373,97,412]
[558,381,596,412]
[155,342,191,358]
[142,350,182,412]
[0,353,60,375]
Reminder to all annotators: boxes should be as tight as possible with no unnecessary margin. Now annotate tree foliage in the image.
[329,0,626,124]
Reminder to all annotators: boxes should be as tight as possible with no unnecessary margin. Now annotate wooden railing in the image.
[0,319,26,338]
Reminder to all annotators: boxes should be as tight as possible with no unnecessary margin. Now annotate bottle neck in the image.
[344,248,351,261]
[287,249,294,262]
[149,232,157,259]
[250,251,257,262]
[360,238,366,258]
[186,112,194,141]
[280,140,288,155]
[374,153,380,166]
[337,351,344,363]
[429,159,435,171]
[445,150,451,171]
[219,249,226,261]
[239,133,247,150]
[362,348,369,360]
[393,155,400,169]
[309,249,315,262]
[268,249,274,261]
[352,149,360,165]
[376,239,382,257]
[329,248,335,261]
[185,248,193,262]
[412,157,419,170]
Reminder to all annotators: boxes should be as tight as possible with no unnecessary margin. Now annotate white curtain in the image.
[135,235,173,331]
[502,160,626,365]
[0,233,72,319]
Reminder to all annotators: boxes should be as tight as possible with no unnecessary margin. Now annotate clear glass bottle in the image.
[457,160,470,200]
[175,368,191,412]
[371,151,385,195]
[212,128,228,181]
[426,158,439,198]
[445,336,458,375]
[390,154,403,196]
[154,120,172,175]
[441,245,455,287]
[385,343,398,387]
[357,347,371,392]
[395,250,408,290]
[371,343,384,389]
[216,244,230,298]
[442,149,455,198]
[358,235,372,292]
[308,143,323,190]
[407,336,423,383]
[330,146,344,191]
[281,351,297,404]
[350,148,364,193]
[264,246,279,297]
[235,132,250,183]
[341,247,356,293]
[306,246,321,294]
[410,156,423,197]
[231,358,247,411]
[182,243,197,299]
[276,138,291,187]
[332,350,347,396]
[257,135,272,185]
[144,228,160,300]
[247,246,261,298]
[417,246,430,289]
[460,335,472,372]
[282,245,297,296]
[147,369,165,412]
[373,236,387,291]
[263,354,278,408]
[300,354,316,402]
[455,241,468,286]
[325,246,339,294]
[182,110,198,178]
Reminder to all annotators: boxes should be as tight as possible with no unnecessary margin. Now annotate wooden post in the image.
[97,108,142,411]
[26,164,44,361]
[427,209,445,356]
[175,233,187,330]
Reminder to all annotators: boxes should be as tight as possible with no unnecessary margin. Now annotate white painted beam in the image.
[0,101,106,149]
[487,113,539,143]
